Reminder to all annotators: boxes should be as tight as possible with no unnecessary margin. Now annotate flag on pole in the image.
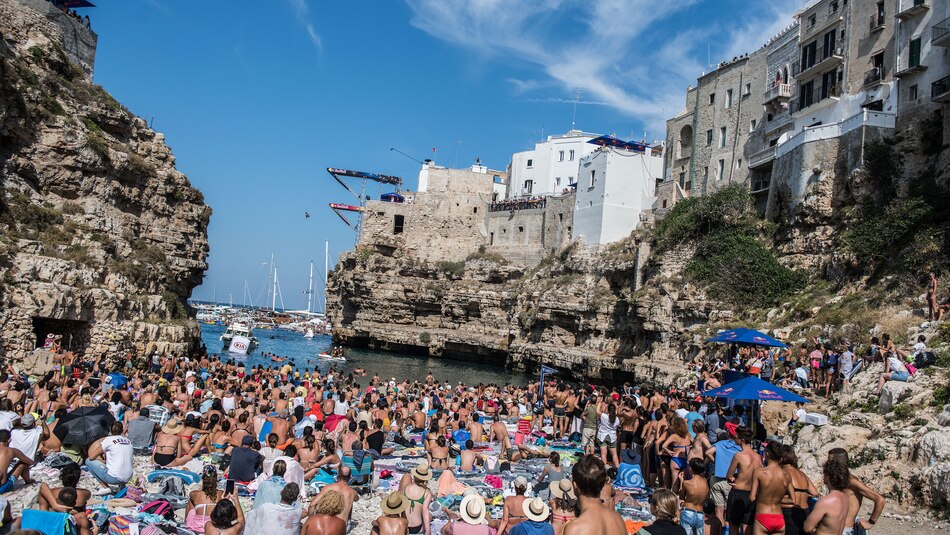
[540,365,558,376]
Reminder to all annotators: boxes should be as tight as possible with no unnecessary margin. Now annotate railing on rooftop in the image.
[489,198,547,212]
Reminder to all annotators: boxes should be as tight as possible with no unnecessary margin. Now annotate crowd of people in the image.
[45,0,91,29]
[488,197,547,212]
[0,334,903,535]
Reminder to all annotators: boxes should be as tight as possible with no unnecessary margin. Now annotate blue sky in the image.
[88,0,800,309]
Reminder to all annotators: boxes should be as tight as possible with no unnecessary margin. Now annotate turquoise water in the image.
[198,323,530,386]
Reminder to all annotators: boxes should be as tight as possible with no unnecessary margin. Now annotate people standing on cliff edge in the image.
[927,273,939,321]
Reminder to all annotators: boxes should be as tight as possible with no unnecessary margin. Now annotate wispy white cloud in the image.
[404,0,800,135]
[286,0,322,53]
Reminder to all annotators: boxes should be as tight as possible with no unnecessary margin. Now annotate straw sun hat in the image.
[162,419,183,435]
[523,497,551,522]
[411,461,433,481]
[459,493,488,525]
[550,478,576,500]
[380,492,409,515]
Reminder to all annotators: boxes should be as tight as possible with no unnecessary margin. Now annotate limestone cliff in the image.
[0,0,210,363]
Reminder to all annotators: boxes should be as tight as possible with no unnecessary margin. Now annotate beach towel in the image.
[615,463,645,490]
[257,420,273,442]
[145,469,201,485]
[436,469,468,497]
[21,509,73,535]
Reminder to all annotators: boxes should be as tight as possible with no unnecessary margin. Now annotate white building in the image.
[573,147,662,246]
[508,130,600,198]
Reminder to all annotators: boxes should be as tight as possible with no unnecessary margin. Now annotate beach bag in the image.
[915,351,937,368]
[139,499,175,520]
[157,476,187,499]
[906,364,918,376]
[615,463,645,490]
[109,514,139,535]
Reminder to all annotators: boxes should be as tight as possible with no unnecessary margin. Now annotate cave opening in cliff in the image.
[31,317,91,353]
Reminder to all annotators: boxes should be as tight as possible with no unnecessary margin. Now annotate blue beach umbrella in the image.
[701,376,809,403]
[707,327,787,348]
[107,372,128,388]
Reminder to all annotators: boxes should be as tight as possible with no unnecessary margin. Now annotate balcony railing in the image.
[896,0,928,19]
[933,74,950,103]
[749,146,777,169]
[791,83,841,114]
[792,45,845,77]
[763,83,792,104]
[934,16,950,46]
[864,66,885,86]
[869,13,885,32]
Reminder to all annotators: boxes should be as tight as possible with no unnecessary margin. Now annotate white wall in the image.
[507,131,599,199]
[573,149,661,246]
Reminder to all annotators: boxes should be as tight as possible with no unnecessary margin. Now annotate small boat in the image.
[318,352,346,362]
[220,322,259,349]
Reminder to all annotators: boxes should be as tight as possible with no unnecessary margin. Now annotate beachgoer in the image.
[303,489,347,535]
[749,442,794,534]
[563,454,625,535]
[724,427,757,535]
[827,448,884,534]
[803,459,850,535]
[678,458,709,535]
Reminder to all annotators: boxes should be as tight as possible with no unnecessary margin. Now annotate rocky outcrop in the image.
[328,239,734,384]
[0,0,209,364]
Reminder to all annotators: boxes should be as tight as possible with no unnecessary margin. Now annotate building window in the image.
[558,150,565,162]
[744,82,752,96]
[589,169,597,188]
[473,207,478,214]
[726,89,733,108]
[393,214,405,235]
[555,176,561,186]
[909,37,922,68]
[717,159,725,180]
[524,180,533,194]
[569,176,575,185]
[526,159,533,168]
[703,166,709,181]
[736,159,742,169]
[518,226,524,233]
[569,150,575,161]
[705,129,713,146]
[807,14,816,29]
[708,93,716,105]
[829,1,839,14]
[489,232,494,245]
[750,119,757,132]
[719,126,727,148]
[909,84,918,100]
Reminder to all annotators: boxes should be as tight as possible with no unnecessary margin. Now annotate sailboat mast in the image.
[307,260,314,313]
[272,262,278,312]
[324,241,329,314]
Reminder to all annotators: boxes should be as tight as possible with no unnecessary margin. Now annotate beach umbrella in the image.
[707,327,787,348]
[701,376,808,403]
[107,373,128,388]
[53,405,116,446]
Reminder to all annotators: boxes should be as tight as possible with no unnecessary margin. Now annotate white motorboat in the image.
[220,322,259,349]
[318,352,346,362]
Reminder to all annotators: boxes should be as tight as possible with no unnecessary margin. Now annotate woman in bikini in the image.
[548,478,577,535]
[402,463,433,535]
[186,466,223,534]
[209,420,233,454]
[750,442,796,535]
[660,416,692,491]
[153,419,193,468]
[780,445,818,535]
[305,439,340,480]
[427,435,450,471]
[497,476,530,535]
[203,493,245,535]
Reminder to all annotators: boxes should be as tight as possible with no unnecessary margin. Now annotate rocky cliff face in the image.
[328,239,734,385]
[0,0,210,364]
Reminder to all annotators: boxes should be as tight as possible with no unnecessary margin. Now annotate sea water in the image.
[199,323,530,386]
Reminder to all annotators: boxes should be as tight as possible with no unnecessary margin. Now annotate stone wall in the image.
[484,194,574,265]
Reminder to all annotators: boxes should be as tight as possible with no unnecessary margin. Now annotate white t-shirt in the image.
[0,412,18,432]
[333,400,349,416]
[10,427,42,461]
[888,356,908,374]
[597,413,619,442]
[674,408,689,419]
[222,395,236,412]
[101,435,134,481]
[913,342,926,356]
[794,408,807,422]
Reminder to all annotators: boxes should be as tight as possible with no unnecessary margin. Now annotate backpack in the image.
[915,351,937,369]
[157,476,186,499]
[139,499,175,520]
[109,514,140,535]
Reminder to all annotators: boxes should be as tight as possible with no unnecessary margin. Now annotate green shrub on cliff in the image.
[655,185,804,307]
[437,261,466,277]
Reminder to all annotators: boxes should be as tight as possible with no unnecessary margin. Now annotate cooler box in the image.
[803,413,828,426]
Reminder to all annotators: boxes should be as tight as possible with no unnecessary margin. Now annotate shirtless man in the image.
[750,443,795,535]
[803,459,850,535]
[16,486,91,535]
[563,454,626,535]
[0,429,33,493]
[315,466,358,523]
[373,492,410,535]
[490,419,518,461]
[38,463,90,511]
[553,383,569,439]
[678,458,710,535]
[468,414,484,443]
[827,448,884,533]
[303,489,347,535]
[459,440,483,471]
[726,427,759,535]
[267,409,293,445]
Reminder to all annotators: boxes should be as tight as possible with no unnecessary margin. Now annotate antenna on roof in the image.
[571,87,581,130]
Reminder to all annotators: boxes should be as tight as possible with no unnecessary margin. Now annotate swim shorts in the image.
[0,476,16,494]
[553,407,566,417]
[726,488,754,526]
